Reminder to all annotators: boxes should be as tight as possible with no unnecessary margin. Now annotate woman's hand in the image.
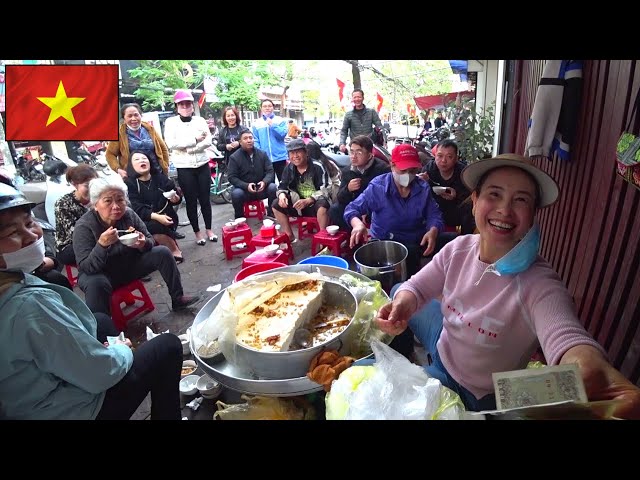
[375,291,418,336]
[420,227,439,256]
[117,169,127,179]
[98,227,119,248]
[131,231,147,249]
[561,345,640,419]
[152,213,174,226]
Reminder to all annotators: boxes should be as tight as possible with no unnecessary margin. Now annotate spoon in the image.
[292,328,312,349]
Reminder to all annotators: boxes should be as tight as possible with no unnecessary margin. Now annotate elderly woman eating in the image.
[73,176,200,315]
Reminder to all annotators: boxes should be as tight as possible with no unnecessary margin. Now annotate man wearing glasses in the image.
[329,135,390,231]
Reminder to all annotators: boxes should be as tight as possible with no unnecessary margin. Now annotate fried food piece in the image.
[307,349,356,392]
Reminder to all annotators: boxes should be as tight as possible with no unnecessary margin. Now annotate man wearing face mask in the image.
[345,143,444,276]
[0,182,184,420]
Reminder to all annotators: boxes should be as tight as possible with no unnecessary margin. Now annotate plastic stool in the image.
[65,264,79,288]
[243,200,266,221]
[111,279,155,331]
[221,223,254,260]
[249,232,294,261]
[311,229,350,257]
[296,216,320,240]
[242,248,290,269]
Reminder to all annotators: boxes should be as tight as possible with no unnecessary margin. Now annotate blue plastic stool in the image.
[297,255,349,269]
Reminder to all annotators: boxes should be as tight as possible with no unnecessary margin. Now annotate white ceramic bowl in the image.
[179,374,200,395]
[263,244,279,256]
[196,374,223,399]
[163,189,176,199]
[181,360,197,378]
[432,186,448,195]
[262,219,274,228]
[224,221,236,230]
[178,334,190,355]
[119,232,138,246]
[326,225,339,236]
[234,217,247,227]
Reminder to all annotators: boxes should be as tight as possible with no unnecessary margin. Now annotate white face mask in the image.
[393,172,415,187]
[1,236,45,273]
[128,124,141,132]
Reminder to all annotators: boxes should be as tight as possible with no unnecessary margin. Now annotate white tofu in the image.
[236,280,325,351]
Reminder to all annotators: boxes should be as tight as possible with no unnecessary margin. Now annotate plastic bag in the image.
[325,340,465,420]
[214,395,315,420]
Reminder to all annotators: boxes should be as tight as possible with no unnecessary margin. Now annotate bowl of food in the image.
[263,244,280,256]
[196,374,223,399]
[224,221,237,230]
[326,225,339,236]
[163,189,176,199]
[181,360,197,378]
[179,374,200,395]
[118,232,138,246]
[234,217,247,227]
[432,186,449,195]
[233,277,358,379]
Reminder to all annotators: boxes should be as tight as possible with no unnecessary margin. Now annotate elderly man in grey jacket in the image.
[339,89,383,153]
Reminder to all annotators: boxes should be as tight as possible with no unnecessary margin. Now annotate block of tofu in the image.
[236,280,325,352]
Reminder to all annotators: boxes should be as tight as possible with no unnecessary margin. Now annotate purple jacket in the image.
[344,173,444,245]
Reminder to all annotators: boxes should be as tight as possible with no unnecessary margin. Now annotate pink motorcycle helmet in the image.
[173,89,194,103]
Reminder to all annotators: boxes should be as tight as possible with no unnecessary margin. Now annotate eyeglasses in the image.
[349,150,368,158]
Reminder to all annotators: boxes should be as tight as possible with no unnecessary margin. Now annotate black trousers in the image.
[328,203,350,231]
[78,246,184,315]
[56,244,76,266]
[177,164,212,232]
[272,160,286,184]
[95,333,182,420]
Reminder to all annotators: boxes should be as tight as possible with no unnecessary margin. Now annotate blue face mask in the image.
[476,223,540,284]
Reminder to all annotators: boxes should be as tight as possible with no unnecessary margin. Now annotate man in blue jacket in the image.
[251,99,288,183]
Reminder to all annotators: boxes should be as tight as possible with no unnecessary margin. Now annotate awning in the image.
[449,60,468,82]
[413,90,475,112]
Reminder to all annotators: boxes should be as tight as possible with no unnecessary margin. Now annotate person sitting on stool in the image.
[227,128,277,219]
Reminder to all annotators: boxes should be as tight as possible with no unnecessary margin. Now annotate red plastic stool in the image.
[221,223,254,260]
[311,229,350,257]
[296,216,320,240]
[243,200,266,221]
[65,264,79,288]
[242,247,290,269]
[111,279,155,331]
[234,262,287,282]
[249,231,294,261]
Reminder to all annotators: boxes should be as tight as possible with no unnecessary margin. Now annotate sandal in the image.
[196,239,206,246]
[174,256,184,264]
[209,234,218,242]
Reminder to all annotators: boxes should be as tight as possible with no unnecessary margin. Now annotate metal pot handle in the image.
[377,267,397,275]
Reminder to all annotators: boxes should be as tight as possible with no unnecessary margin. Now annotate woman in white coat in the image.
[163,90,217,245]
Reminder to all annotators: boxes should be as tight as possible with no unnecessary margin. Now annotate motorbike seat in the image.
[43,159,68,177]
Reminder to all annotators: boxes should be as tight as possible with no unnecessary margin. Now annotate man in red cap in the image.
[345,143,444,274]
[345,143,444,360]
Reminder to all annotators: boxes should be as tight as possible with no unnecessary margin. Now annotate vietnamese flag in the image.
[198,92,206,109]
[376,92,383,113]
[5,64,119,141]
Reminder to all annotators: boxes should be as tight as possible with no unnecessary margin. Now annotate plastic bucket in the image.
[234,262,287,282]
[297,255,349,269]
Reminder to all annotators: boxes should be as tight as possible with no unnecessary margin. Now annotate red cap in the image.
[391,144,422,170]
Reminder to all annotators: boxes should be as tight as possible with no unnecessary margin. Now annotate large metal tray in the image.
[190,264,388,397]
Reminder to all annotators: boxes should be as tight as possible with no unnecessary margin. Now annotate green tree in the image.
[128,60,284,112]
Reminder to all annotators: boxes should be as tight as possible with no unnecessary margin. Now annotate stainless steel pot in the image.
[353,240,408,293]
[190,264,389,397]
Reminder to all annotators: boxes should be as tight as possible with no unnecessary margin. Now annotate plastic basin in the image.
[297,255,349,269]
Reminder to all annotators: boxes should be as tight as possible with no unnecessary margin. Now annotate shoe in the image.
[172,294,201,311]
[196,239,206,246]
[174,231,186,240]
[174,256,184,264]
[209,234,218,242]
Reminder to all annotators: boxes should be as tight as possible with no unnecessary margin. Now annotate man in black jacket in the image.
[329,135,390,231]
[227,128,277,219]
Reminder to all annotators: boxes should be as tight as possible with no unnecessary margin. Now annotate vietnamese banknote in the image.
[493,364,588,410]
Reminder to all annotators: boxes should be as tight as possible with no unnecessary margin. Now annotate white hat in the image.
[461,153,559,208]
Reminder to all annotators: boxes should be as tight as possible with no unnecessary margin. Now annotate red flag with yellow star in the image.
[5,64,119,141]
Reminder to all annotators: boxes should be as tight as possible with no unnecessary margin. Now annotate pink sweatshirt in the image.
[397,234,606,399]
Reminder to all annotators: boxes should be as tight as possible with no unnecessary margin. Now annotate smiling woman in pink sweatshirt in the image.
[376,154,640,418]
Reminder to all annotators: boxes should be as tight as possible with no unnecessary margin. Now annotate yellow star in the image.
[37,81,86,127]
